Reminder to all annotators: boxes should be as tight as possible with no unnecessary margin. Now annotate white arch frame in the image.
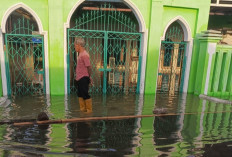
[0,2,50,96]
[64,0,147,94]
[158,16,193,93]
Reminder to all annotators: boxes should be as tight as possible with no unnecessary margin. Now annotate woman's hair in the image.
[74,37,85,47]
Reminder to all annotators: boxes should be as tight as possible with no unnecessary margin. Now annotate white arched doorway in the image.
[157,16,193,94]
[64,0,147,95]
[0,3,49,96]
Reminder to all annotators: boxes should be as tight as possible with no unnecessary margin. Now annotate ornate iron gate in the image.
[4,18,45,96]
[157,22,187,94]
[68,3,142,94]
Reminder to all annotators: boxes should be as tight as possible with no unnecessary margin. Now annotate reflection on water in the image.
[0,93,232,156]
[67,119,137,156]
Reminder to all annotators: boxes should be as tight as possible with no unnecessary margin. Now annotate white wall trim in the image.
[123,0,146,33]
[1,3,43,34]
[64,0,146,94]
[64,23,68,95]
[196,100,206,141]
[65,0,85,29]
[161,16,192,41]
[159,16,193,93]
[42,31,50,95]
[211,4,232,7]
[183,39,193,93]
[139,29,148,94]
[155,38,163,97]
[0,2,50,95]
[0,29,7,96]
[204,43,217,95]
[64,0,85,95]
[176,93,187,140]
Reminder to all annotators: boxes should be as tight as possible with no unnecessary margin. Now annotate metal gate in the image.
[4,17,45,96]
[157,22,187,94]
[67,3,142,94]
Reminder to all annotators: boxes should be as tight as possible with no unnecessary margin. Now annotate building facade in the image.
[0,0,212,96]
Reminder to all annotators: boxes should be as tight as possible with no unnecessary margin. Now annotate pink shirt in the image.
[75,51,91,81]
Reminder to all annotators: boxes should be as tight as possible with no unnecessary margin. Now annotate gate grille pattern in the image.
[72,3,138,32]
[157,22,186,94]
[68,30,141,94]
[68,3,141,94]
[5,17,45,96]
[68,30,105,94]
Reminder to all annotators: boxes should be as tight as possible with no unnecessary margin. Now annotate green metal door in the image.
[67,3,142,94]
[67,30,141,94]
[105,32,141,94]
[4,18,45,96]
[157,22,187,94]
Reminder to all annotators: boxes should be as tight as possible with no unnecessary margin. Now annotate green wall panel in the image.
[162,6,197,38]
[227,53,232,93]
[188,38,200,93]
[212,51,223,93]
[144,1,163,94]
[193,41,208,94]
[48,0,64,95]
[220,52,231,92]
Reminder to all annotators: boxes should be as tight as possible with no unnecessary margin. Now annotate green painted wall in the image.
[145,0,211,94]
[191,36,222,96]
[48,0,64,95]
[0,0,211,95]
[0,0,151,95]
[208,45,232,98]
[194,39,209,95]
[188,14,232,94]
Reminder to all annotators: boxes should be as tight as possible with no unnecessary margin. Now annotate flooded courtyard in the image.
[0,93,232,156]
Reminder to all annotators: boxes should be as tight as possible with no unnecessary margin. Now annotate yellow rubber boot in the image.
[85,98,92,113]
[78,97,86,112]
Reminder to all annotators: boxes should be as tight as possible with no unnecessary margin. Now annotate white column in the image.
[204,43,217,95]
[139,29,148,94]
[64,24,68,95]
[43,31,50,95]
[0,29,8,96]
[183,39,193,93]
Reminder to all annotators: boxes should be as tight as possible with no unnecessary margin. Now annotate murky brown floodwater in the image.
[0,93,232,156]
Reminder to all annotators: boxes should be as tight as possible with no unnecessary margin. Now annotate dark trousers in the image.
[76,77,90,100]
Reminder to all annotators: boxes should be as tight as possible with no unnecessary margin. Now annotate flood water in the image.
[0,93,232,156]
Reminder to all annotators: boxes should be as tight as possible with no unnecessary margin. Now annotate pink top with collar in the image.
[75,51,91,81]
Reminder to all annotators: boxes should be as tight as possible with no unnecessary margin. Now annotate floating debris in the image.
[153,108,168,114]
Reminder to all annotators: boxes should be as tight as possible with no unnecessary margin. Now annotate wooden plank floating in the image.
[0,119,36,125]
[12,110,232,126]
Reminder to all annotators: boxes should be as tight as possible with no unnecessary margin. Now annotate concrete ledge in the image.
[199,94,232,104]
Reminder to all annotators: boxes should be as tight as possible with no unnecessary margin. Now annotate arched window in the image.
[4,8,45,96]
[157,21,186,94]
